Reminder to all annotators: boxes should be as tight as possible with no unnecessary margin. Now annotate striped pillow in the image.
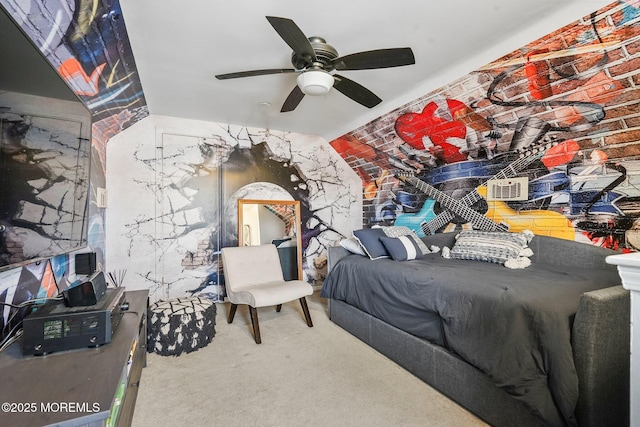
[448,230,532,265]
[380,235,425,261]
[377,225,431,255]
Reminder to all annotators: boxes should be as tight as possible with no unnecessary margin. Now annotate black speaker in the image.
[63,271,107,307]
[75,252,96,275]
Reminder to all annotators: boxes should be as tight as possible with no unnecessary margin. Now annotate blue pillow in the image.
[353,228,389,260]
[380,235,425,261]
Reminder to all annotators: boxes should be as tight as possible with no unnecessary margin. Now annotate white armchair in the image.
[221,244,313,344]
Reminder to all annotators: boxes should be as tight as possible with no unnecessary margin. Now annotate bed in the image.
[321,231,630,427]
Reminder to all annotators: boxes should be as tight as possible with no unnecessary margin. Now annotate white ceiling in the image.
[120,0,613,142]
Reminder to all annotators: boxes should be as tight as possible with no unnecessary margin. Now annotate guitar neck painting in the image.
[396,174,509,232]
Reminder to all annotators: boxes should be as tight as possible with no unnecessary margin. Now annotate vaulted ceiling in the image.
[120,0,613,141]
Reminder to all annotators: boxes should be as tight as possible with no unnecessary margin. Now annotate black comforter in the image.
[320,252,622,426]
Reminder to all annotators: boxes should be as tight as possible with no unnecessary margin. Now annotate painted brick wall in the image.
[331,1,640,249]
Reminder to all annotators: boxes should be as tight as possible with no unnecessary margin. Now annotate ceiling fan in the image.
[215,16,415,112]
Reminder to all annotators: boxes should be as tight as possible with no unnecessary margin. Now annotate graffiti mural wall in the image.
[0,0,147,341]
[330,0,640,251]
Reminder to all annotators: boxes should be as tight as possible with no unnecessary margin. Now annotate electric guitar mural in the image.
[395,173,576,240]
[394,149,627,242]
[395,117,579,240]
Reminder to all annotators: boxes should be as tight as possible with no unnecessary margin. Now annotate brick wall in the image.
[330,1,640,248]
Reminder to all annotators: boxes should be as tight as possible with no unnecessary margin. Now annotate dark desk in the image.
[0,290,148,427]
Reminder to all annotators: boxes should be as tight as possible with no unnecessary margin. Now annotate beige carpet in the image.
[132,292,488,427]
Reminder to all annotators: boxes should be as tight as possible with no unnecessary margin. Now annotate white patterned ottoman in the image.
[147,297,216,356]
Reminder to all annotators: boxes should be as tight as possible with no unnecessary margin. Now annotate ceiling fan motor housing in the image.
[291,36,338,70]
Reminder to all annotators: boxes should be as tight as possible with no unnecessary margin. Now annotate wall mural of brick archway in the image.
[330,0,640,251]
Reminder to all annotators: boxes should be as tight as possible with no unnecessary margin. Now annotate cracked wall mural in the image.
[331,0,640,251]
[0,93,91,270]
[0,0,357,339]
[106,116,360,303]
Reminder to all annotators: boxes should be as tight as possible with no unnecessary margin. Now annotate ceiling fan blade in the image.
[332,47,415,70]
[215,68,296,80]
[266,16,317,64]
[281,85,305,112]
[332,74,382,108]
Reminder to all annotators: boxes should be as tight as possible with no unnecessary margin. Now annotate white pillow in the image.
[339,237,365,256]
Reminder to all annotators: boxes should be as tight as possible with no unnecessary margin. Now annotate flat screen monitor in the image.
[0,6,92,272]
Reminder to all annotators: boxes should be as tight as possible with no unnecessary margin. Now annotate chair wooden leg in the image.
[276,304,282,312]
[228,303,238,324]
[299,297,313,327]
[249,306,262,344]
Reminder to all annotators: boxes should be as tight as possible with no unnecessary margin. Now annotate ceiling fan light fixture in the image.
[297,70,333,96]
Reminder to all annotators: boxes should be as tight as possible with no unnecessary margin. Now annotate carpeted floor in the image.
[131,291,488,427]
